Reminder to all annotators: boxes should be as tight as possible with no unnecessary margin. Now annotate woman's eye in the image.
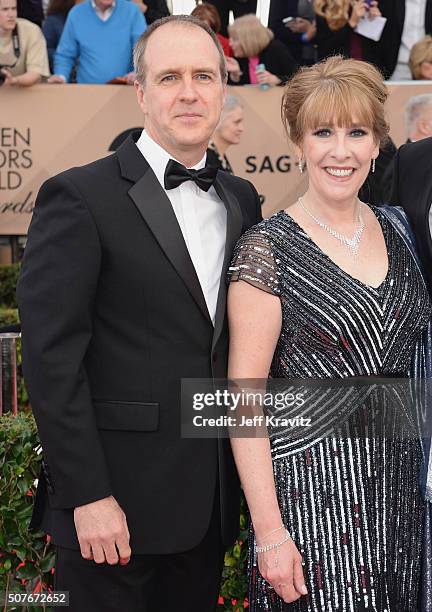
[350,129,368,137]
[313,129,331,137]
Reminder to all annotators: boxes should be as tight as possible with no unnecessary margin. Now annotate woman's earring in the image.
[299,159,305,174]
[371,158,376,174]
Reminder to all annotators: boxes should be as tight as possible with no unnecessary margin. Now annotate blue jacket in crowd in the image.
[54,0,146,84]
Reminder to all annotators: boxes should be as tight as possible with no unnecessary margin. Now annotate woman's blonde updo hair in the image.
[281,56,389,147]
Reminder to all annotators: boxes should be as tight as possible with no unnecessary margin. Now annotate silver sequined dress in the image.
[227,208,431,611]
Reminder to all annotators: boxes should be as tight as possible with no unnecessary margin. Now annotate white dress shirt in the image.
[392,0,427,80]
[91,0,116,21]
[136,130,227,325]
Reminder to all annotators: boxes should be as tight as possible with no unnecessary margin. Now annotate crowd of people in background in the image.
[1,0,432,87]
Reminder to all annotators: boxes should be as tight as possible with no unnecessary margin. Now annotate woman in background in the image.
[227,14,298,87]
[207,95,244,174]
[227,56,430,610]
[314,0,383,70]
[191,3,232,57]
[409,35,432,80]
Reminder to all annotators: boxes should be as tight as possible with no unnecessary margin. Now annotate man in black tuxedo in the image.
[17,15,262,612]
[389,137,432,290]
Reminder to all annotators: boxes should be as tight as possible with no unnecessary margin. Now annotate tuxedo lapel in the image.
[117,135,212,325]
[212,175,243,352]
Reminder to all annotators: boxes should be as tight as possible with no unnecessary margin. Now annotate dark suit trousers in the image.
[54,489,224,612]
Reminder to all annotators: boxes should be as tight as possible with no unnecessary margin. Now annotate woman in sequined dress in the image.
[227,56,431,611]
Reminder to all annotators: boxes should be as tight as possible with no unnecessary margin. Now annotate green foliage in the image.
[0,413,54,611]
[0,308,19,328]
[218,493,249,610]
[0,264,20,309]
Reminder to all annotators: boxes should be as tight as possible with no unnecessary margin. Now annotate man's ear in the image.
[135,80,147,114]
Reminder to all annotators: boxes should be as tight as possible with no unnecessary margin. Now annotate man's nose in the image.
[178,77,198,101]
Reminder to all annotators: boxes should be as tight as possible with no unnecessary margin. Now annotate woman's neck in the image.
[300,187,361,225]
[212,133,229,158]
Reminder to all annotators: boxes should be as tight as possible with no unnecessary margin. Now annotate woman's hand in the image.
[349,1,368,27]
[286,17,310,33]
[368,1,382,19]
[257,533,307,603]
[256,69,281,87]
[225,56,242,81]
[287,18,316,40]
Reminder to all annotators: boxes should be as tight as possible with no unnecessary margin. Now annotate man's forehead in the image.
[146,22,217,54]
[0,1,17,7]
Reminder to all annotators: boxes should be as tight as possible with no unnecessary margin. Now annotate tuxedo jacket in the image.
[377,0,432,78]
[17,133,262,554]
[389,137,432,292]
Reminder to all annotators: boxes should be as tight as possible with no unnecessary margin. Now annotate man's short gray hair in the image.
[405,93,432,135]
[133,15,228,86]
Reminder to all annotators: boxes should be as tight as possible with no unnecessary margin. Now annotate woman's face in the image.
[229,36,245,57]
[217,107,244,145]
[420,60,432,80]
[298,120,379,204]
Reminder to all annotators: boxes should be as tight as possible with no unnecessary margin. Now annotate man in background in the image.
[0,0,49,86]
[48,0,146,83]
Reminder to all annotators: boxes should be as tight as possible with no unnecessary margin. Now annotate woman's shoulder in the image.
[237,210,297,247]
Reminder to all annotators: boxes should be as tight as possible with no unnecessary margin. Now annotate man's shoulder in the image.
[46,152,120,190]
[17,18,43,37]
[398,137,432,166]
[66,1,90,21]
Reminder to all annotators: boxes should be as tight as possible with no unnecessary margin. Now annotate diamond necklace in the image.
[298,197,365,256]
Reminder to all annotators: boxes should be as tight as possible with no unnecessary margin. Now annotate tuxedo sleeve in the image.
[17,173,112,509]
[388,146,402,205]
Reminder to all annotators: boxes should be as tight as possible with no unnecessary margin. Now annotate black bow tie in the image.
[164,158,218,192]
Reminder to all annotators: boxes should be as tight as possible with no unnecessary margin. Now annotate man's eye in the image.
[161,75,176,82]
[196,74,211,81]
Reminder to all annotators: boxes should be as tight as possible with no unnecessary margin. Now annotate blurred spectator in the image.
[207,0,257,37]
[314,0,384,71]
[49,0,146,83]
[378,0,432,80]
[131,0,169,25]
[42,0,75,71]
[409,34,432,79]
[191,3,232,56]
[405,94,432,141]
[227,14,298,86]
[268,0,316,65]
[381,94,432,201]
[17,0,43,25]
[0,0,50,86]
[207,94,244,173]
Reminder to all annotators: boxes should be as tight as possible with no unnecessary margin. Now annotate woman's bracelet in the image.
[259,525,285,541]
[256,528,291,553]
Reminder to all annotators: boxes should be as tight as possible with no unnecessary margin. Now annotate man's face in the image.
[0,0,17,32]
[135,23,226,163]
[417,105,432,139]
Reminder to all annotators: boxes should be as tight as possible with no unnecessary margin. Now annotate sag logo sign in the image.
[245,155,291,173]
